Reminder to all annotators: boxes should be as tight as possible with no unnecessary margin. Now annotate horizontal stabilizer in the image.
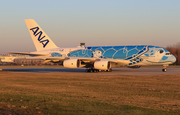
[9,52,49,56]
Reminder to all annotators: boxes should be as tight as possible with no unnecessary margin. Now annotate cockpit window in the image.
[166,53,171,55]
[159,50,164,54]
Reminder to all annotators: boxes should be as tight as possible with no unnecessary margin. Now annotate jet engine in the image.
[63,59,81,68]
[94,61,111,70]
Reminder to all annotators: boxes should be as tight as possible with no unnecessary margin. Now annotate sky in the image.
[0,0,180,53]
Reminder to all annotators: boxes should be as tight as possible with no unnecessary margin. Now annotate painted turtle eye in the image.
[159,50,164,54]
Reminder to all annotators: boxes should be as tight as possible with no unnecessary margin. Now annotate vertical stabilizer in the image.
[25,19,58,51]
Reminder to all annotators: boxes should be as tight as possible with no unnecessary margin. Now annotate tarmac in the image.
[0,66,180,75]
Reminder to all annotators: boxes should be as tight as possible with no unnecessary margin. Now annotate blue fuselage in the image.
[33,45,176,66]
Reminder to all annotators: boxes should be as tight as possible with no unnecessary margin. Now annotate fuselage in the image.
[30,45,176,67]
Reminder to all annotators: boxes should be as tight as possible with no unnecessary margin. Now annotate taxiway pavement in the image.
[0,66,179,75]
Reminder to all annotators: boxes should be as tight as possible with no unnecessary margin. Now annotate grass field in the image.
[0,71,180,115]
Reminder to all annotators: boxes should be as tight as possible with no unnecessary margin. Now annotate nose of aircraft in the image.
[170,55,176,63]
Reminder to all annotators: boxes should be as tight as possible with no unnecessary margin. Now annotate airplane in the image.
[0,56,15,63]
[10,19,176,72]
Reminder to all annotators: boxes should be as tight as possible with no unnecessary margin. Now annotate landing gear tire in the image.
[162,68,167,72]
[86,69,99,73]
[86,69,92,72]
[90,69,93,73]
[162,65,168,72]
[106,68,112,72]
[94,69,99,73]
[86,68,112,73]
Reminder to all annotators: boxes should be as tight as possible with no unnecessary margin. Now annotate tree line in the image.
[165,42,180,65]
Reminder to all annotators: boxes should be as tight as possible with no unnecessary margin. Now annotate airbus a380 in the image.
[10,19,176,72]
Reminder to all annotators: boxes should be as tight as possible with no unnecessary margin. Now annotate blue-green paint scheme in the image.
[69,45,148,60]
[162,56,168,60]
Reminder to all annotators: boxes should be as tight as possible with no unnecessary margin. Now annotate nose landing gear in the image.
[162,68,167,72]
[162,65,167,72]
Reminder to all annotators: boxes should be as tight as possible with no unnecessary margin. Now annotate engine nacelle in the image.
[94,61,111,70]
[63,59,81,68]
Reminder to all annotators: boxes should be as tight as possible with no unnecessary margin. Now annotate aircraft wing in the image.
[25,57,97,63]
[24,56,130,66]
[76,57,130,65]
[9,52,49,56]
[105,59,130,65]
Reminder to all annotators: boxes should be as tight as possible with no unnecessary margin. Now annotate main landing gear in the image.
[86,68,112,73]
[162,65,167,72]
